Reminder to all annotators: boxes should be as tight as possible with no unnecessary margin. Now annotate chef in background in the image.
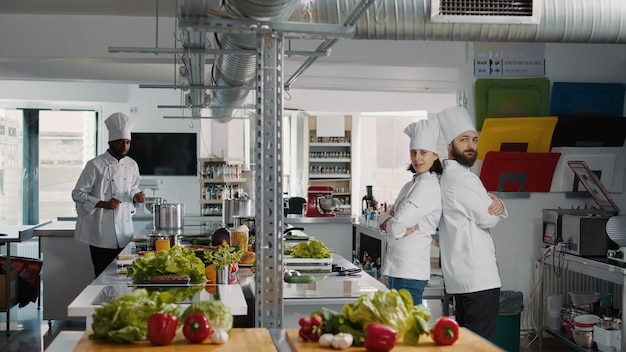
[436,106,507,340]
[72,112,145,277]
[378,118,442,305]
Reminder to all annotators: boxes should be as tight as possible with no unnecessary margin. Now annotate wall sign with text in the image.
[474,42,545,77]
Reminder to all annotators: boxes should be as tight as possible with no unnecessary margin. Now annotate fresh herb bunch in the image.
[204,241,243,270]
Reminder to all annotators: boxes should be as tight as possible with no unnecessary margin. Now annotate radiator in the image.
[528,256,622,334]
[15,239,40,259]
[0,239,40,259]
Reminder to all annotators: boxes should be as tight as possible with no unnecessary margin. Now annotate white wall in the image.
[466,42,626,309]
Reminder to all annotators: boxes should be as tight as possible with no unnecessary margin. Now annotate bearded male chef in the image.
[72,112,145,278]
[436,106,508,340]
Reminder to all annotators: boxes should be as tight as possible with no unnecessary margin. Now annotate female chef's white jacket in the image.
[72,152,142,249]
[377,171,442,281]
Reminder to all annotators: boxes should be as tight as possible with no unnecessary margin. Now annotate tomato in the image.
[183,313,212,343]
[430,316,460,346]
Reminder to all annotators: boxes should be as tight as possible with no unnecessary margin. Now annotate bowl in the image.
[573,314,600,331]
[572,328,594,348]
[569,291,600,305]
[318,197,337,212]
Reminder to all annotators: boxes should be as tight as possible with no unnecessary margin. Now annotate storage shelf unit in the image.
[307,116,352,215]
[537,249,626,351]
[199,158,246,216]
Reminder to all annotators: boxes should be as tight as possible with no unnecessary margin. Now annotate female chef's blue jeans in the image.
[387,276,428,305]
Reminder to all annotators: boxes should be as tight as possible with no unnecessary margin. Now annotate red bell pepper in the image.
[363,323,398,352]
[147,313,178,346]
[183,313,212,343]
[430,316,460,345]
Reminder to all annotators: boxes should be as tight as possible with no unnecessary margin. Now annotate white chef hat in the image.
[403,119,439,153]
[105,112,133,142]
[436,106,476,145]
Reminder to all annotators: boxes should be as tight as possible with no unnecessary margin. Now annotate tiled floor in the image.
[0,297,579,352]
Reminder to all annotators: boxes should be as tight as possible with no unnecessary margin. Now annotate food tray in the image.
[147,275,191,285]
[284,255,333,273]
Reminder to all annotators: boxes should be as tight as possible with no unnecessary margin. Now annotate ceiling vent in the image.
[430,0,541,24]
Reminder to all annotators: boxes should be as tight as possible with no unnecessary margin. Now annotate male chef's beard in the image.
[450,144,477,168]
[108,148,127,160]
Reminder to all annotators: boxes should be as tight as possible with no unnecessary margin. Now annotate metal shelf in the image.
[309,174,351,179]
[538,250,626,351]
[309,158,351,163]
[309,142,350,147]
[201,178,247,183]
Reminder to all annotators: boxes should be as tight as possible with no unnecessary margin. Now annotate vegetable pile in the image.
[91,289,180,344]
[91,288,235,346]
[127,245,206,284]
[291,239,331,259]
[302,289,432,348]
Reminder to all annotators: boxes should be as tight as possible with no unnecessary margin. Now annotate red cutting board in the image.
[286,328,504,352]
[73,328,276,351]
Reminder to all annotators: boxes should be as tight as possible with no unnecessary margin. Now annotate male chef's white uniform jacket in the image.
[438,159,508,294]
[377,171,442,281]
[72,152,141,249]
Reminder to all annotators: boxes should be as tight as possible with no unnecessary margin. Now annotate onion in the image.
[211,227,231,246]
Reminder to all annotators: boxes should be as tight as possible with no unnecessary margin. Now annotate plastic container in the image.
[230,225,249,252]
[547,295,562,330]
[569,291,600,305]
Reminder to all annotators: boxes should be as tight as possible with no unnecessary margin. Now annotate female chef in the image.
[377,118,442,305]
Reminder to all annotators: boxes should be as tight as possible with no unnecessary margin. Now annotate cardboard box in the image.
[0,268,18,310]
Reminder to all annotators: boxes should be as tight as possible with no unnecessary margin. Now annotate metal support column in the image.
[254,32,284,329]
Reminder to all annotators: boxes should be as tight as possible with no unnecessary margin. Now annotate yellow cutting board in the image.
[286,328,505,352]
[74,328,276,351]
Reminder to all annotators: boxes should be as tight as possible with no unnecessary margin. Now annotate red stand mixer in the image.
[306,186,337,217]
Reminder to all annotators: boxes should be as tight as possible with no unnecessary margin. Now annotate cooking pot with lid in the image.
[153,202,184,229]
[223,195,254,226]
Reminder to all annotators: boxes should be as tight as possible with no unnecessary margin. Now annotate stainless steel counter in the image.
[285,214,355,224]
[238,254,387,328]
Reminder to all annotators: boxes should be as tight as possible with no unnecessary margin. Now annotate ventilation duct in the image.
[430,0,540,24]
[178,0,626,122]
[208,0,299,122]
[307,0,626,42]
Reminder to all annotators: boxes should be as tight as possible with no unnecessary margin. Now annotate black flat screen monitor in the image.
[126,132,197,176]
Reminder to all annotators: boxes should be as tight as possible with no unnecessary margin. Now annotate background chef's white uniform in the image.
[378,172,441,280]
[72,112,142,250]
[72,152,141,249]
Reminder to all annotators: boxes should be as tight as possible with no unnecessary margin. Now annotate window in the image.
[0,109,24,224]
[39,110,97,221]
[0,109,97,224]
[357,111,429,211]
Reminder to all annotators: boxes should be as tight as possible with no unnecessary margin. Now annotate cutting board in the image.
[73,328,276,351]
[286,328,504,352]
